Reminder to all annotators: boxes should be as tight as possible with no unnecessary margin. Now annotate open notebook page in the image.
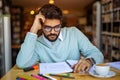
[39,60,78,74]
[39,62,73,74]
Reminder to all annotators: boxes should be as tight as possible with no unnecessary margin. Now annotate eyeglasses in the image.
[43,24,61,32]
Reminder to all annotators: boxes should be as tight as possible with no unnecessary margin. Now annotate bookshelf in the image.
[101,0,120,62]
[10,6,23,66]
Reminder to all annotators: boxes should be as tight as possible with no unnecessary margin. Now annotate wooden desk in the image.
[1,65,120,80]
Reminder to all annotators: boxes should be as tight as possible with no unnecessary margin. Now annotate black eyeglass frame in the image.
[42,24,62,32]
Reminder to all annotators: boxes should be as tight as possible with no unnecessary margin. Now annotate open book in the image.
[107,61,120,70]
[39,60,78,74]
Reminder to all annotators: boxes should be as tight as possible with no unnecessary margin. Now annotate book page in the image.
[107,61,120,70]
[39,62,73,74]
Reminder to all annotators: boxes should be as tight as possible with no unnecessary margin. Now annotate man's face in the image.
[42,19,61,42]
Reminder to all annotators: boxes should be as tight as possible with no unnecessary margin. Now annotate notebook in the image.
[107,61,120,70]
[39,60,78,74]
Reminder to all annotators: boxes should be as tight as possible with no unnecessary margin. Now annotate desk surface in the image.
[1,65,120,80]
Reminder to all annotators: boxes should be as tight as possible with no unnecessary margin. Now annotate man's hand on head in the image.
[30,14,45,34]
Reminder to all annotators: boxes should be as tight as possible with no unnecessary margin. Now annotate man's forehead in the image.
[43,24,61,27]
[43,19,61,27]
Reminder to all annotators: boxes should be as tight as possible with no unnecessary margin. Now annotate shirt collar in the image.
[58,31,63,41]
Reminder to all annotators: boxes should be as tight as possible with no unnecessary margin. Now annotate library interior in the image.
[0,0,120,79]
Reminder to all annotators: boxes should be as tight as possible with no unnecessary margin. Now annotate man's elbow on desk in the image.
[94,53,104,64]
[16,60,28,68]
[16,62,24,68]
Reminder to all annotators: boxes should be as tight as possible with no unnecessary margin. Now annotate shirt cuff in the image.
[86,58,96,65]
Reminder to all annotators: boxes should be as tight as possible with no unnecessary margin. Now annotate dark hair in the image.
[39,4,63,21]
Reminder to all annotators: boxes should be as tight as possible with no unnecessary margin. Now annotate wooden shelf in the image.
[101,32,120,37]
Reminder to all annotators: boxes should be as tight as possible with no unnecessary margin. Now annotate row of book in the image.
[102,13,111,22]
[102,23,120,33]
[101,44,112,61]
[102,35,120,50]
[101,39,120,61]
[11,6,23,45]
[113,0,120,8]
[102,2,112,13]
[101,0,111,4]
[111,50,120,61]
[102,10,120,22]
[113,10,120,21]
[112,37,120,49]
[102,0,120,14]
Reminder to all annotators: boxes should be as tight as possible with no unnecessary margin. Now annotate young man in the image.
[16,4,104,73]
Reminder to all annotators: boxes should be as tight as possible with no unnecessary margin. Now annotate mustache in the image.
[47,34,57,37]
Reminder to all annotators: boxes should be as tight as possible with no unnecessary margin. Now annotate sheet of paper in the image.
[107,61,120,70]
[39,62,73,74]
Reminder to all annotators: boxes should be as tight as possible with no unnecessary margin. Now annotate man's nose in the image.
[51,28,55,33]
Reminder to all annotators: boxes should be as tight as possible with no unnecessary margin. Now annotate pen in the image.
[49,73,75,79]
[65,60,72,69]
[38,74,57,80]
[65,61,74,73]
[31,74,45,80]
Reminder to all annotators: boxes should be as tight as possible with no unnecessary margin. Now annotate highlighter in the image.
[17,74,38,80]
[31,74,45,80]
[23,64,39,72]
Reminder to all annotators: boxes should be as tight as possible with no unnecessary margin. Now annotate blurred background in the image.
[0,0,120,78]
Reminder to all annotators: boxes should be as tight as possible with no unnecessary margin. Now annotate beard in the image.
[43,32,60,42]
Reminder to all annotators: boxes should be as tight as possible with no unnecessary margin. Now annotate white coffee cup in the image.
[95,64,110,76]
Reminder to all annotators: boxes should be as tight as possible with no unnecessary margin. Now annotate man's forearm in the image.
[16,32,38,68]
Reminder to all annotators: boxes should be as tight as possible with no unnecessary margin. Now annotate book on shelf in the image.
[39,60,78,74]
[111,51,120,61]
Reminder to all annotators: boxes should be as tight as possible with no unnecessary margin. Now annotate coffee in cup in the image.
[95,64,110,76]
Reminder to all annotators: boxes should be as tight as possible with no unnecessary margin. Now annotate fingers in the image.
[73,58,91,73]
[38,14,45,23]
[35,14,45,24]
[30,14,45,34]
[74,58,83,73]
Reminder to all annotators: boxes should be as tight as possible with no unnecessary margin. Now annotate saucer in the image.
[89,70,116,78]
